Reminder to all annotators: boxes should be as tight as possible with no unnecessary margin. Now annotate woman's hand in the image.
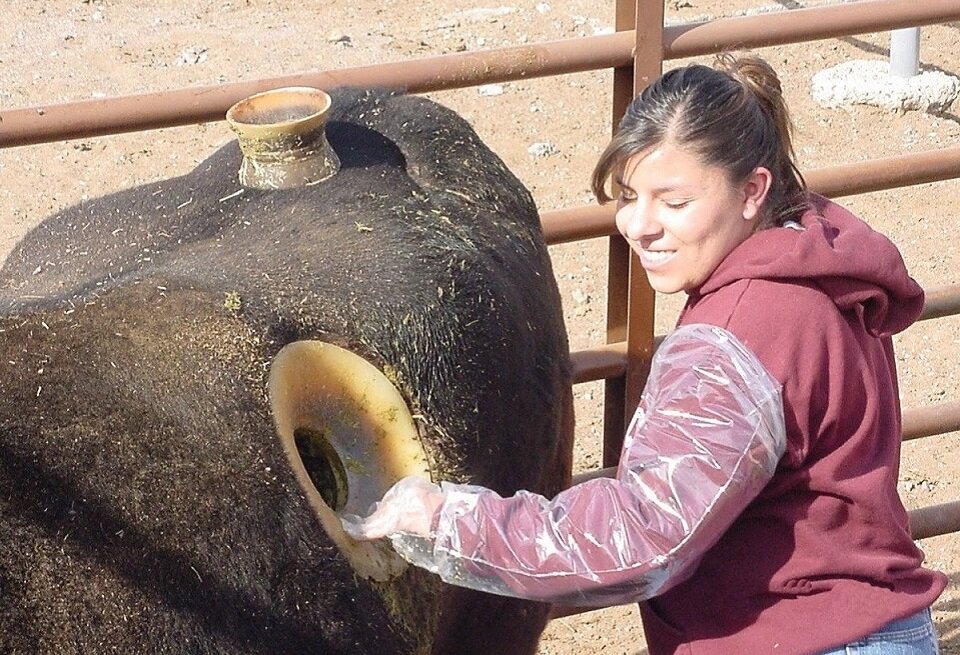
[341,476,445,540]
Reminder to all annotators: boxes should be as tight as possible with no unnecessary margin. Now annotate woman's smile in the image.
[637,248,676,270]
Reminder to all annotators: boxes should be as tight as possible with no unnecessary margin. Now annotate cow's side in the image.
[0,88,574,654]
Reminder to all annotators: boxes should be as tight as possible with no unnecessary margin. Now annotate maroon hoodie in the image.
[640,195,947,654]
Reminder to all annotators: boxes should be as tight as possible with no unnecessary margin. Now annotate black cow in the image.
[0,88,573,654]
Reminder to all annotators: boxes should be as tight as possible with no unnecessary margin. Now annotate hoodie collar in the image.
[689,194,924,337]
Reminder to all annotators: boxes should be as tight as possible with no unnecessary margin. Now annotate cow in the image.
[0,88,574,654]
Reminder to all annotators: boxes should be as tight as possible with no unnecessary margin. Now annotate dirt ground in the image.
[3,1,960,653]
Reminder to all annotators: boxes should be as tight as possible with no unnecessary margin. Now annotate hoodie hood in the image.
[695,194,924,337]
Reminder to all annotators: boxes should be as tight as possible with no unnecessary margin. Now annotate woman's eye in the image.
[617,190,637,203]
[663,199,690,209]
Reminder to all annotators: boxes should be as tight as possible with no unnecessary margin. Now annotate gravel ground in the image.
[2,1,959,652]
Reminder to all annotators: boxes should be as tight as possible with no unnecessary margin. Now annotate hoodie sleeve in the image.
[386,324,787,606]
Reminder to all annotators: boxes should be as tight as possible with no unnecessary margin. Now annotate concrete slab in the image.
[811,59,960,112]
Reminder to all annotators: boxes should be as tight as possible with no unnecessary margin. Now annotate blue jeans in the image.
[816,609,940,654]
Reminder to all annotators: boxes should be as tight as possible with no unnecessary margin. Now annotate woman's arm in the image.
[344,324,786,606]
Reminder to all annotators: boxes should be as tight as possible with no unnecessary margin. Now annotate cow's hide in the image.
[0,88,573,654]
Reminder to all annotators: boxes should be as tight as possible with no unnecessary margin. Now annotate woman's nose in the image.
[617,199,660,241]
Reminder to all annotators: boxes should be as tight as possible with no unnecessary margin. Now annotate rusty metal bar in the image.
[903,400,960,441]
[805,146,960,199]
[568,465,616,487]
[602,0,640,469]
[571,279,960,385]
[570,407,960,485]
[571,342,628,385]
[919,284,960,322]
[909,501,960,541]
[541,145,960,245]
[599,0,662,468]
[556,366,960,624]
[573,400,960,480]
[549,498,960,619]
[664,0,960,60]
[618,0,662,467]
[542,204,617,245]
[4,1,957,148]
[564,399,960,477]
[0,32,634,148]
[573,456,959,493]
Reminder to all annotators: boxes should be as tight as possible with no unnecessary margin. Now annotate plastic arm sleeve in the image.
[389,323,787,606]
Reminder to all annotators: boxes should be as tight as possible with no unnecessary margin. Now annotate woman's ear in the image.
[741,167,773,221]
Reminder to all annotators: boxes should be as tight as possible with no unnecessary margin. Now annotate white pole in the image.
[890,27,920,79]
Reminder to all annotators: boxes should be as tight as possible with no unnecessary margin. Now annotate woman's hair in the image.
[591,52,808,229]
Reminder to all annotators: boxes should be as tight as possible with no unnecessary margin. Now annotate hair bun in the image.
[714,52,783,119]
[714,51,800,179]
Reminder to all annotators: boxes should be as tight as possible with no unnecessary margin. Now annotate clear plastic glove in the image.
[341,324,786,607]
[342,476,445,540]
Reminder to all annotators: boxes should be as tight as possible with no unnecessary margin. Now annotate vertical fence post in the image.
[890,27,920,78]
[603,0,663,466]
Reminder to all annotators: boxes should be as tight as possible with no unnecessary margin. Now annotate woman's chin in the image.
[646,275,685,295]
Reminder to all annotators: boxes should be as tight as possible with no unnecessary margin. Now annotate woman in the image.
[344,52,946,654]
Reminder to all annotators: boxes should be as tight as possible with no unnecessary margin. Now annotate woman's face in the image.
[615,143,771,294]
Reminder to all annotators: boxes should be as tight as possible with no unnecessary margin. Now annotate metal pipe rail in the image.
[663,0,960,59]
[911,500,960,541]
[565,390,960,487]
[541,146,960,245]
[569,396,960,488]
[1,0,959,148]
[570,282,960,384]
[922,285,960,322]
[554,0,960,623]
[549,497,960,620]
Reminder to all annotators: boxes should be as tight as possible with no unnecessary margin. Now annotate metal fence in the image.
[576,0,960,541]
